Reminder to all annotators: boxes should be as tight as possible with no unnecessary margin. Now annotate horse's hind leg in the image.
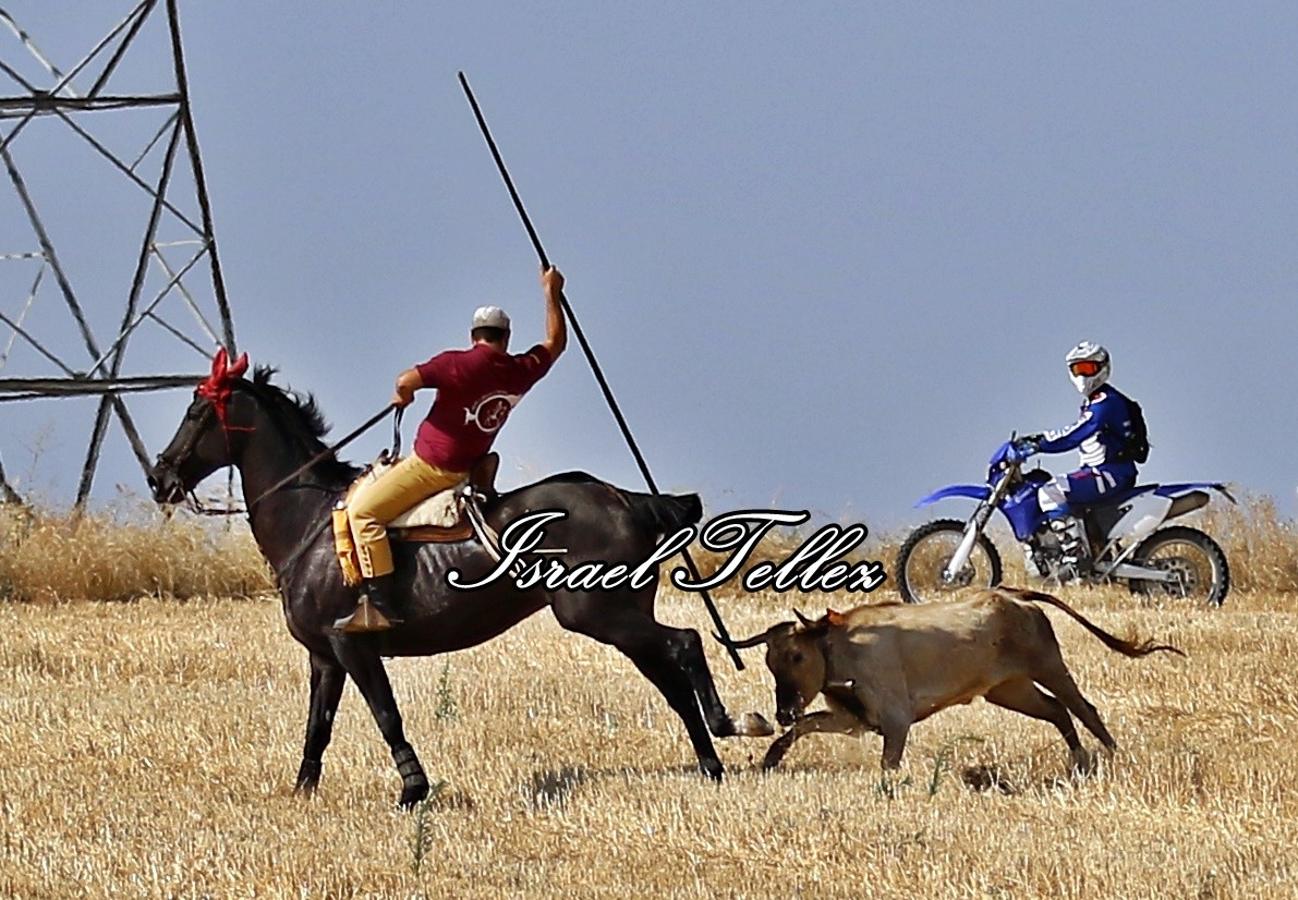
[629,584,763,739]
[327,634,431,808]
[665,625,771,738]
[294,652,347,795]
[552,590,725,780]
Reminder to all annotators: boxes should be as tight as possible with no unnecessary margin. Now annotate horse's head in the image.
[149,348,254,504]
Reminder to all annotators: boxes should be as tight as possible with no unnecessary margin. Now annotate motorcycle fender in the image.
[1104,494,1174,547]
[1156,482,1236,504]
[915,484,991,508]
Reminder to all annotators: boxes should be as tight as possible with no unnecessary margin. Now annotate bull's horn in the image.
[713,629,770,650]
[792,608,816,628]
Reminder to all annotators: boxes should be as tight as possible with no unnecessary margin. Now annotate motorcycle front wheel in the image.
[896,518,1003,604]
[1126,525,1230,607]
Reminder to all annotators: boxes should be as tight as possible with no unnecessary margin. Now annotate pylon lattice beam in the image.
[0,1,236,506]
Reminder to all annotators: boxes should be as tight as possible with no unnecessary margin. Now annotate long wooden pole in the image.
[457,72,744,671]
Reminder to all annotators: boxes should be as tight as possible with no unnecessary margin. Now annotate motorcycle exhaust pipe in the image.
[1167,490,1209,520]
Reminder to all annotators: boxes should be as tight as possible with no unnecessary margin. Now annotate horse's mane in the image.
[241,366,361,484]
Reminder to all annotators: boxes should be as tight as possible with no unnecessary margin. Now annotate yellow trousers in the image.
[348,454,466,577]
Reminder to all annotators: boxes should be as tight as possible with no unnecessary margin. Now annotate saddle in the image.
[330,453,500,586]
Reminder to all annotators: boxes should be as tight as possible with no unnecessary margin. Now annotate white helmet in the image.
[1065,341,1110,395]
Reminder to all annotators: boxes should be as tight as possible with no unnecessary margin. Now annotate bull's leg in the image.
[761,709,864,771]
[1034,668,1118,753]
[552,591,725,780]
[294,652,347,795]
[984,678,1090,771]
[327,634,430,808]
[878,712,913,769]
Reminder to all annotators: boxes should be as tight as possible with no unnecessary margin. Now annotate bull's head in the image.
[720,609,840,727]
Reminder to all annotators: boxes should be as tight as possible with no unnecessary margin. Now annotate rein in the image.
[254,406,404,584]
[244,404,401,513]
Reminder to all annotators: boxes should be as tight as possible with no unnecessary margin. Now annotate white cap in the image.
[472,305,510,331]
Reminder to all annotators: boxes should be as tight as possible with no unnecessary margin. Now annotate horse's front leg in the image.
[294,652,347,795]
[327,634,430,808]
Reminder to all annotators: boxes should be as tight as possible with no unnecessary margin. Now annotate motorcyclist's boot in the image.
[1050,516,1093,581]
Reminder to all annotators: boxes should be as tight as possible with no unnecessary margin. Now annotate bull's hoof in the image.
[732,712,775,738]
[699,758,724,782]
[333,598,400,633]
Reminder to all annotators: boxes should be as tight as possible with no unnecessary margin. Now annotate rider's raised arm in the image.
[540,266,567,360]
[1036,409,1102,454]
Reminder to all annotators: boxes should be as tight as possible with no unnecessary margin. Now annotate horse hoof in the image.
[1070,748,1097,778]
[293,760,322,796]
[733,712,774,738]
[399,780,431,810]
[699,758,724,782]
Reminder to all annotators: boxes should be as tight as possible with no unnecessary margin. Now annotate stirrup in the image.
[332,597,402,633]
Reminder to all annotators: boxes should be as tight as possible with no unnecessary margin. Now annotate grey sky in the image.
[2,2,1295,527]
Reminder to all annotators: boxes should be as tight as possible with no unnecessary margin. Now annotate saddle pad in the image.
[346,459,468,529]
[393,523,475,543]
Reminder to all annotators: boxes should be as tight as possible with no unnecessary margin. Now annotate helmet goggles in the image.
[1068,359,1103,377]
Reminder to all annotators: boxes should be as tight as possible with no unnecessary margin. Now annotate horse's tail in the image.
[622,490,703,540]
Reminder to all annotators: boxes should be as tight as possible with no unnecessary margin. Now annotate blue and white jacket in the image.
[1037,386,1139,469]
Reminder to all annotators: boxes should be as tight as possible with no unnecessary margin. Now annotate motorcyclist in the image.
[1013,341,1145,576]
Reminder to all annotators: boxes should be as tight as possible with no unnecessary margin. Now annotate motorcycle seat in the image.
[1073,483,1156,516]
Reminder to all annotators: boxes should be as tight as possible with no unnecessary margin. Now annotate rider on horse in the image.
[335,266,568,632]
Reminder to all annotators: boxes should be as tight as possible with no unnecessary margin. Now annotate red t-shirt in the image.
[413,342,553,470]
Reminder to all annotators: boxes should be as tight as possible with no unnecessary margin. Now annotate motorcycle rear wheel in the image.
[896,518,1003,604]
[1126,525,1230,607]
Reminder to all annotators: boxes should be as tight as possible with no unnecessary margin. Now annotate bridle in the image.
[155,349,402,582]
[155,399,242,517]
[155,348,343,518]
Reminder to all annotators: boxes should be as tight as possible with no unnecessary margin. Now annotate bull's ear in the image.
[825,608,847,627]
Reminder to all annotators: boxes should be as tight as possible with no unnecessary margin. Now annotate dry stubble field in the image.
[0,582,1296,898]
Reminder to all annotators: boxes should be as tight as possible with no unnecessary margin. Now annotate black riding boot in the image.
[333,573,402,633]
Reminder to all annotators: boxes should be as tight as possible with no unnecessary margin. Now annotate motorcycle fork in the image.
[944,502,992,582]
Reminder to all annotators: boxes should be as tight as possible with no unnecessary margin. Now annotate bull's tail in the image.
[999,587,1185,658]
[622,490,703,541]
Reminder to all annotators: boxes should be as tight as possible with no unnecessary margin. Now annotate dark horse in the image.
[148,360,770,806]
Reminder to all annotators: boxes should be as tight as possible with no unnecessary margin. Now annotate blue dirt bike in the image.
[897,438,1233,606]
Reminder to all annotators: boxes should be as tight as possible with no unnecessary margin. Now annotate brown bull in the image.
[722,587,1183,772]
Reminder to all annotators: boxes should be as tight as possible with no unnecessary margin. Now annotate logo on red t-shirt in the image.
[413,343,555,470]
[464,391,522,433]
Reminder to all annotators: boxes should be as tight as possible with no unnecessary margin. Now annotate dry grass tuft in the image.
[0,503,271,602]
[2,491,1297,605]
[1200,492,1298,594]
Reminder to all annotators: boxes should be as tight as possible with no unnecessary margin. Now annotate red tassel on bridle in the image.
[196,347,254,435]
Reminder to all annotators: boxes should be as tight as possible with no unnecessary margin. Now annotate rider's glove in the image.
[1012,436,1040,460]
